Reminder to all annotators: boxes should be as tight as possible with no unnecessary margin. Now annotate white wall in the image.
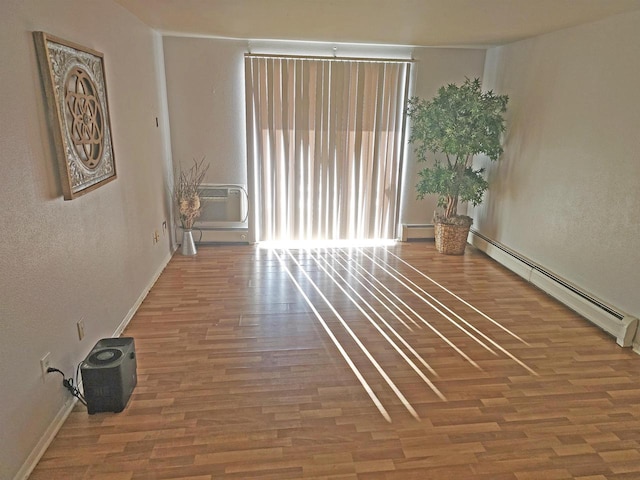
[399,47,486,226]
[472,11,640,316]
[0,1,173,478]
[163,36,248,187]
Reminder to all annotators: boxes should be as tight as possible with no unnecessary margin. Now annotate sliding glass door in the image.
[245,55,410,243]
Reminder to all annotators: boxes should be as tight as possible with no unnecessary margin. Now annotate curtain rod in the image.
[244,53,415,63]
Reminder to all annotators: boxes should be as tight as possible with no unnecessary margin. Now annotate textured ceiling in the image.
[114,0,640,46]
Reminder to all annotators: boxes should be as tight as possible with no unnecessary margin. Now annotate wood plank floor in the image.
[30,242,640,479]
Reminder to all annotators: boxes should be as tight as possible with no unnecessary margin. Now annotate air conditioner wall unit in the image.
[196,184,247,228]
[176,184,250,244]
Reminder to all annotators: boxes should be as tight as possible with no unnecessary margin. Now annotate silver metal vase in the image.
[181,229,197,256]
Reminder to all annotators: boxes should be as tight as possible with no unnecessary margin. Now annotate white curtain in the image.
[245,55,410,242]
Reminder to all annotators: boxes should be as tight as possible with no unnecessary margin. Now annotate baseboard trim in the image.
[13,397,78,480]
[113,250,173,337]
[15,250,174,480]
[469,230,638,350]
[400,224,435,241]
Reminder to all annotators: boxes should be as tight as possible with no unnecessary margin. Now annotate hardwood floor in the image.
[30,242,640,479]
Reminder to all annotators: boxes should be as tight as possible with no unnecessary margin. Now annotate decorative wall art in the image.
[34,32,116,200]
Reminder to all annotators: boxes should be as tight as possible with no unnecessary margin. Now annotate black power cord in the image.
[47,367,87,406]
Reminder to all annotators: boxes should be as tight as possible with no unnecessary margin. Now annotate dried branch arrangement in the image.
[173,158,210,229]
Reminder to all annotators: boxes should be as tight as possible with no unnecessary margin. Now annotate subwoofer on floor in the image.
[81,337,137,414]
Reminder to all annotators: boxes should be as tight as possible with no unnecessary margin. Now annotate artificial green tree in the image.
[406,78,508,225]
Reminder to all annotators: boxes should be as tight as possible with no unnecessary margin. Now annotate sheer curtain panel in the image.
[245,55,410,243]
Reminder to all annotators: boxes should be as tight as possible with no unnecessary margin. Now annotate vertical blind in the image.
[245,55,410,242]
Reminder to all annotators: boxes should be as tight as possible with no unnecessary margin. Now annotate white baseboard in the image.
[15,250,173,480]
[113,249,173,337]
[13,397,78,480]
[469,230,638,350]
[400,224,435,241]
[469,232,532,281]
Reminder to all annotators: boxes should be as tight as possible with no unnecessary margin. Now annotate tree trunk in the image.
[445,195,458,218]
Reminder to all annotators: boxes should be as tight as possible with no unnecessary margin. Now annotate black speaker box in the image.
[81,337,137,414]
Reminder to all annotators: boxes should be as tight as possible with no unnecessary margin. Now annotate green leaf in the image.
[406,78,508,218]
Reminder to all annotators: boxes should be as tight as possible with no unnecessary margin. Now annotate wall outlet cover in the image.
[77,319,85,341]
[40,352,51,381]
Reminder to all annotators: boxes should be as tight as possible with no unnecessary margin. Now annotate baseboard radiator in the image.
[469,229,638,350]
[400,224,435,241]
[177,184,250,244]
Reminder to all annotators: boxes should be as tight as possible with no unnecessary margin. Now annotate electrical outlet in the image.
[153,230,160,244]
[77,319,85,341]
[40,352,51,382]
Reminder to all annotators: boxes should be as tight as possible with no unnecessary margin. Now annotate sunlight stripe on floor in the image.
[367,249,507,345]
[321,251,444,378]
[366,248,538,376]
[272,249,392,423]
[333,250,481,369]
[282,249,421,420]
[310,249,445,398]
[383,248,530,346]
[355,248,498,355]
[275,245,538,423]
[323,251,418,331]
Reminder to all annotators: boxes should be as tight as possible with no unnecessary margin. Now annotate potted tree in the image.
[406,78,508,255]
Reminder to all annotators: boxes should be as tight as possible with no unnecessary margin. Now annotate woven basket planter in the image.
[434,222,471,255]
